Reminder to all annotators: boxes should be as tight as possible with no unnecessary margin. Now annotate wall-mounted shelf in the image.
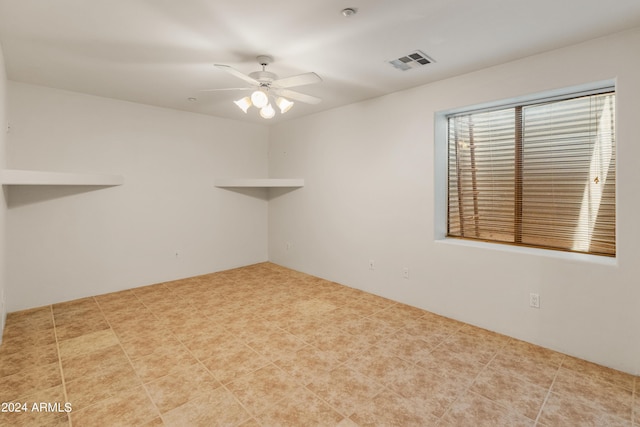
[1,169,124,186]
[215,178,304,188]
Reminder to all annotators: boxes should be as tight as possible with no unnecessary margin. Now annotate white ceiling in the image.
[1,0,640,125]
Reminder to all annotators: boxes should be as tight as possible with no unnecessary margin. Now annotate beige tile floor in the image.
[0,262,637,426]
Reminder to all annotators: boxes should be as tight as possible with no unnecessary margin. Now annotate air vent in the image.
[388,50,434,71]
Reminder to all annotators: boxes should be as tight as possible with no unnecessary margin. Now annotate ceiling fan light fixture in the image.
[215,56,322,119]
[260,103,275,119]
[251,90,269,108]
[276,97,294,114]
[234,96,252,113]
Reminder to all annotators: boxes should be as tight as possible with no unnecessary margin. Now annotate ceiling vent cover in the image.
[388,50,434,71]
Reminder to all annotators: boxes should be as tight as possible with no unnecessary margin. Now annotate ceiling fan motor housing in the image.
[256,55,273,66]
[249,70,277,85]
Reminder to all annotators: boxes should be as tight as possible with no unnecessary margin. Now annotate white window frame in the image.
[433,80,617,265]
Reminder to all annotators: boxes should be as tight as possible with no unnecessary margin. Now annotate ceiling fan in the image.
[206,55,322,119]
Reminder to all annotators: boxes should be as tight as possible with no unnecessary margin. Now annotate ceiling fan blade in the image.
[272,72,322,88]
[277,89,322,105]
[213,64,260,86]
[200,87,252,92]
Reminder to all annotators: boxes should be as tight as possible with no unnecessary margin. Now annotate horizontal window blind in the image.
[447,91,615,256]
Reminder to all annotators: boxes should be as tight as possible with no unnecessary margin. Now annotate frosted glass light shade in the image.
[234,97,252,113]
[276,97,294,114]
[260,103,275,119]
[251,90,269,108]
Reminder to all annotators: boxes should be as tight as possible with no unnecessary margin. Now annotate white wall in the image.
[268,28,640,375]
[0,42,8,340]
[6,82,270,311]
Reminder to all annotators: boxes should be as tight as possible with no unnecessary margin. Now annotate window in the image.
[447,89,616,256]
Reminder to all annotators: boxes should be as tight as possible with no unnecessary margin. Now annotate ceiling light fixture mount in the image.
[341,7,358,17]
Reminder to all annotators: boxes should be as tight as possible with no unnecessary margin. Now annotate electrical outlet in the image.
[369,259,375,270]
[285,242,291,251]
[402,267,409,279]
[529,293,540,308]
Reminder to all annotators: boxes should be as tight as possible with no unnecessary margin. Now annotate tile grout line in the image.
[533,353,566,426]
[172,302,270,425]
[541,357,635,424]
[300,366,375,423]
[242,289,391,423]
[50,304,72,427]
[242,304,361,422]
[127,289,230,424]
[218,382,259,426]
[291,306,456,422]
[92,294,167,426]
[264,361,350,423]
[131,283,259,426]
[297,310,461,423]
[435,338,513,423]
[405,316,466,422]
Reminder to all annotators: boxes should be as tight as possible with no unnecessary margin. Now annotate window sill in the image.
[435,237,617,266]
